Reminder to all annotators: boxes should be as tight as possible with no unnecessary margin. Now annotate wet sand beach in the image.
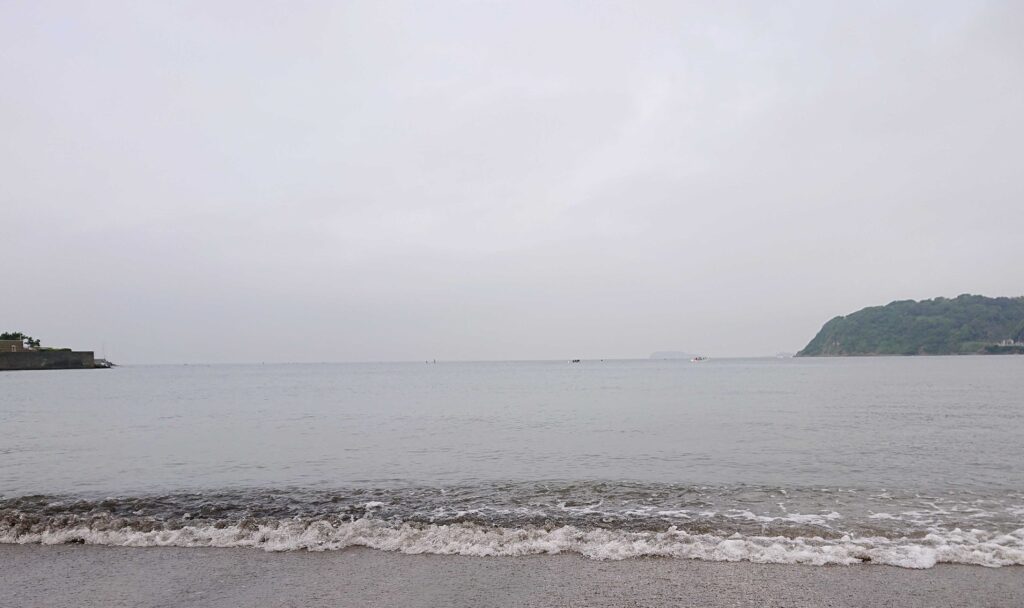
[1,545,1020,608]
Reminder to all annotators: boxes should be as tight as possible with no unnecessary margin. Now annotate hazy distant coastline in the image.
[648,351,699,360]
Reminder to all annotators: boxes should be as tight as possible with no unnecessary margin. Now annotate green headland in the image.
[797,295,1024,356]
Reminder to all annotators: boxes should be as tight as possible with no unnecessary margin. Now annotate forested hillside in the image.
[798,295,1024,356]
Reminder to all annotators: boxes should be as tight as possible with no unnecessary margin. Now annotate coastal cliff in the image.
[797,295,1024,356]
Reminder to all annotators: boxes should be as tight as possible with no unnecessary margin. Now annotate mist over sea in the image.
[2,358,1023,568]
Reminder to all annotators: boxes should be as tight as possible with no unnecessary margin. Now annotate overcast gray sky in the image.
[2,1,1022,363]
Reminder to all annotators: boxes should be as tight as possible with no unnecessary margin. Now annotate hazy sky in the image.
[2,1,1022,363]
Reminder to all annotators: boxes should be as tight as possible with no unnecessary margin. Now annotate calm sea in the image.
[2,357,1022,567]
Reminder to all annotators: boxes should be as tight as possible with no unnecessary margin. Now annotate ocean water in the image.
[2,357,1023,568]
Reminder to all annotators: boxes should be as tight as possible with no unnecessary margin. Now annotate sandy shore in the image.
[1,544,1021,608]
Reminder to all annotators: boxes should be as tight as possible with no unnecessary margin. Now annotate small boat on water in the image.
[690,356,707,362]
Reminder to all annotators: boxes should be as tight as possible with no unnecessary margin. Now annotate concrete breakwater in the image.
[0,351,96,371]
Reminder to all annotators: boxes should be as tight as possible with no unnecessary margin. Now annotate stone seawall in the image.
[0,351,95,371]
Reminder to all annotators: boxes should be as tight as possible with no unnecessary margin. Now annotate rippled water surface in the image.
[2,357,1023,567]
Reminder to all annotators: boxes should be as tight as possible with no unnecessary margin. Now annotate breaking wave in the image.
[6,517,1024,569]
[3,484,1023,569]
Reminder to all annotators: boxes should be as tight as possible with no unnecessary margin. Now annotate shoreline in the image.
[2,545,1021,607]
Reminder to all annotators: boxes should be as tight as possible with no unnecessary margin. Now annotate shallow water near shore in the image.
[2,357,1023,567]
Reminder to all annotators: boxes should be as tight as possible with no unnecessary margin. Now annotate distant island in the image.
[797,295,1024,356]
[649,351,699,360]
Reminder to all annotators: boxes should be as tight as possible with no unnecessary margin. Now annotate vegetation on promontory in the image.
[0,331,41,348]
[0,331,76,352]
[797,295,1024,356]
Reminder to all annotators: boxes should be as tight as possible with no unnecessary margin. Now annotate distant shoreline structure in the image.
[0,349,99,371]
[0,333,111,371]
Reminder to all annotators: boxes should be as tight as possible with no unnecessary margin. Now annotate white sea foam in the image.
[724,510,842,526]
[3,519,1022,569]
